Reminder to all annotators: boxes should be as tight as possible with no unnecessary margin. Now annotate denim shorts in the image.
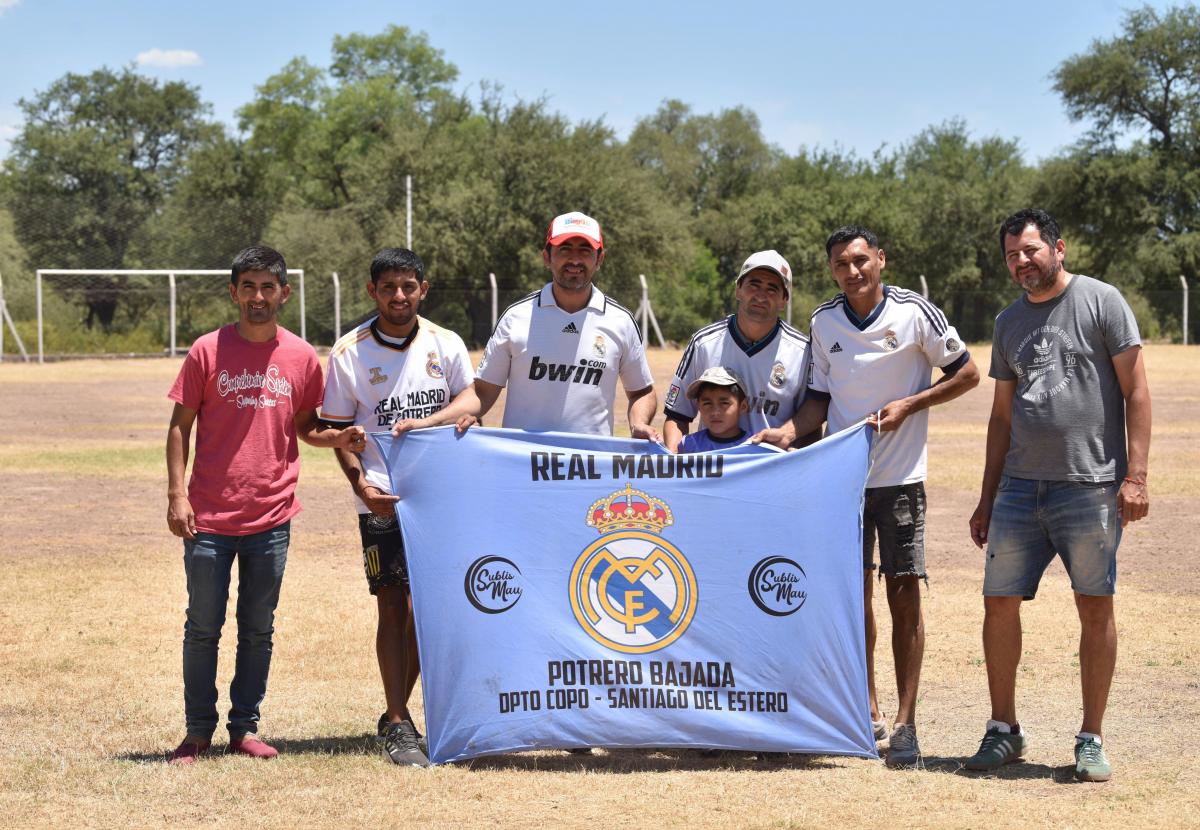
[984,475,1121,599]
[862,482,926,579]
[358,513,408,594]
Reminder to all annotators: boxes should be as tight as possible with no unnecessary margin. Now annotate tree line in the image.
[1,5,1197,348]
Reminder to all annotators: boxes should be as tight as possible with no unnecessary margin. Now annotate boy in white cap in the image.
[676,366,751,453]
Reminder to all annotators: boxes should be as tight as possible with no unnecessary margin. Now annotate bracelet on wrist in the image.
[1122,477,1146,487]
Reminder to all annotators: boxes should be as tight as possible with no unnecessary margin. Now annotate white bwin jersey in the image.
[322,316,473,513]
[665,316,810,433]
[809,285,969,488]
[477,283,654,435]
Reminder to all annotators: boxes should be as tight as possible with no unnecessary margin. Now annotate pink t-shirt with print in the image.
[168,324,323,536]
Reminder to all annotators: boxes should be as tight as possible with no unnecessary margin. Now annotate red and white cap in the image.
[737,249,792,297]
[546,211,603,249]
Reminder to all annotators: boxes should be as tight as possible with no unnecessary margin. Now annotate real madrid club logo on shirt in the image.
[770,361,786,389]
[592,335,607,358]
[570,484,697,654]
[883,330,899,351]
[425,351,444,379]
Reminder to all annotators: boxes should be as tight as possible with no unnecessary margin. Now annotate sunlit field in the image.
[0,344,1196,829]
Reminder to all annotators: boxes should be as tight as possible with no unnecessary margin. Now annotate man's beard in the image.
[1018,259,1060,294]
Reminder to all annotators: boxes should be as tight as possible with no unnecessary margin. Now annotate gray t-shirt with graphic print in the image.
[989,274,1140,483]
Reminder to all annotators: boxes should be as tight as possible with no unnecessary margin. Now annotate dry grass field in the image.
[0,343,1197,829]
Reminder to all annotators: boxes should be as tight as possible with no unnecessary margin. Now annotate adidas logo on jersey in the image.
[830,342,843,353]
[562,322,579,334]
[528,355,603,386]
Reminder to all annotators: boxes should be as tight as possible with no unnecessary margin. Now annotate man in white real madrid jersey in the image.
[663,250,812,453]
[465,211,659,440]
[321,248,475,768]
[754,226,979,768]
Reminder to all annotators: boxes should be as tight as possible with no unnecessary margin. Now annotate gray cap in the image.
[736,249,792,297]
[686,366,747,400]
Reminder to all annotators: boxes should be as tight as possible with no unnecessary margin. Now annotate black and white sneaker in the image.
[382,719,429,767]
[378,713,427,752]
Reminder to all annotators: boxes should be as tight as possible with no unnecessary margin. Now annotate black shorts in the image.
[862,482,927,579]
[358,513,408,594]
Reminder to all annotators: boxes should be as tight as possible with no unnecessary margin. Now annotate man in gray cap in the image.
[663,250,811,452]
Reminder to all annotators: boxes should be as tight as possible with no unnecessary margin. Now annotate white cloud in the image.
[0,0,20,15]
[135,48,203,69]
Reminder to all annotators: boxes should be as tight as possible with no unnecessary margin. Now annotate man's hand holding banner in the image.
[371,425,876,764]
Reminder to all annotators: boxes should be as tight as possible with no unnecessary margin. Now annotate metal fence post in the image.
[331,271,341,341]
[1182,275,1190,346]
[298,270,306,342]
[36,270,43,364]
[489,273,498,331]
[919,274,929,299]
[168,272,177,357]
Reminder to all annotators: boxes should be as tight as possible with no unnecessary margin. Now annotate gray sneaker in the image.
[885,723,920,768]
[1074,736,1111,782]
[965,725,1027,771]
[382,720,429,767]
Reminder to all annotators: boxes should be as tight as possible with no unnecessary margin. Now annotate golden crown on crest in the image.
[586,483,674,535]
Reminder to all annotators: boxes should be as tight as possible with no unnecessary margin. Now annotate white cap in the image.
[546,211,603,249]
[736,249,792,296]
[686,366,747,400]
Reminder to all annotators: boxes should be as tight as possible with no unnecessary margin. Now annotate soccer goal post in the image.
[35,269,305,363]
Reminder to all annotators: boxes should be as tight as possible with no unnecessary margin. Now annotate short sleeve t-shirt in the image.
[322,316,474,513]
[664,316,810,434]
[168,324,323,535]
[989,274,1140,482]
[476,283,654,435]
[809,286,969,488]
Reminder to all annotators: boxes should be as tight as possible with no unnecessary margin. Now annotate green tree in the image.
[890,122,1032,340]
[3,67,209,330]
[1046,3,1200,340]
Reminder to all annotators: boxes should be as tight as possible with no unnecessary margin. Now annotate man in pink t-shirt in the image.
[165,245,363,765]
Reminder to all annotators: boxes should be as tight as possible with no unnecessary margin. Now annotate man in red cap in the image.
[452,211,659,440]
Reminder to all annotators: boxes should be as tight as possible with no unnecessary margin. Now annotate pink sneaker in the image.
[168,737,210,766]
[228,735,279,759]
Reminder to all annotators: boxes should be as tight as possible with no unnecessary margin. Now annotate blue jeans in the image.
[182,521,289,740]
[984,477,1120,599]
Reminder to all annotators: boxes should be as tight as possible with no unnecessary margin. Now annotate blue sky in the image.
[0,0,1174,162]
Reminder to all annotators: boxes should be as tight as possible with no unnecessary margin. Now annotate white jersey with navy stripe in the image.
[664,315,810,433]
[809,285,969,487]
[476,283,654,435]
[322,316,474,513]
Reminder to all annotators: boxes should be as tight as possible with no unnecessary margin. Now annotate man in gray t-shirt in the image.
[964,209,1151,782]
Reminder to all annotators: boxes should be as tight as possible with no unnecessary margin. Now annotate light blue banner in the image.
[372,425,876,764]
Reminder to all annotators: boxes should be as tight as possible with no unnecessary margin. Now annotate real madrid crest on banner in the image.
[570,484,697,654]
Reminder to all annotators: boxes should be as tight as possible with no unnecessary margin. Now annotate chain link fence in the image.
[0,269,1194,361]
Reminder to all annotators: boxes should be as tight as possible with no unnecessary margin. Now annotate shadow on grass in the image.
[916,755,1076,782]
[461,748,855,773]
[122,739,871,773]
[117,733,379,764]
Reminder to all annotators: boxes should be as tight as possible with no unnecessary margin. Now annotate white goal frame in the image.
[35,269,305,363]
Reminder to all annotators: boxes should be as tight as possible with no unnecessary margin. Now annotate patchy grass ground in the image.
[0,344,1196,829]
